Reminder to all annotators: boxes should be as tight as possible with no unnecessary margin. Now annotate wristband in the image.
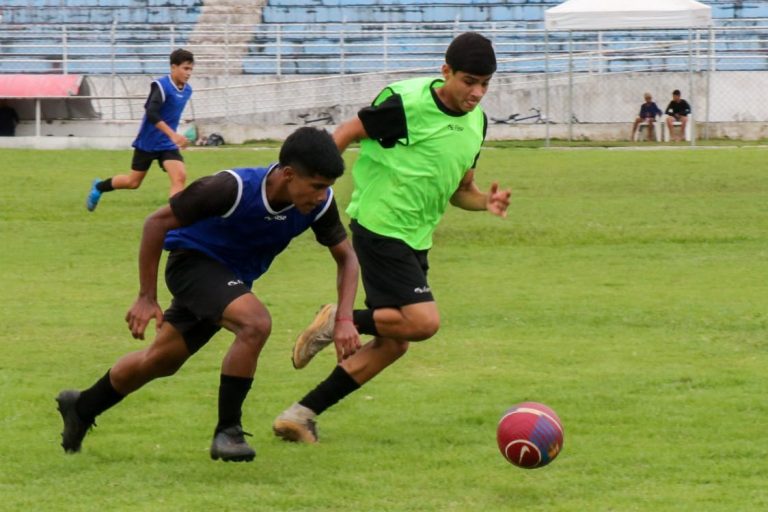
[335,317,354,323]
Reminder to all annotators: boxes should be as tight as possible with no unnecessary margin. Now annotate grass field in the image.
[0,145,766,511]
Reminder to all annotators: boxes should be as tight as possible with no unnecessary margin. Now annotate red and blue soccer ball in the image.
[496,401,564,469]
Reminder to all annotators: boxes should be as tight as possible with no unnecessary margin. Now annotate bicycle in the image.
[296,111,335,125]
[285,105,339,126]
[491,107,552,124]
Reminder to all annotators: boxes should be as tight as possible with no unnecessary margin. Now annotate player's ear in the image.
[441,64,452,80]
[282,165,296,181]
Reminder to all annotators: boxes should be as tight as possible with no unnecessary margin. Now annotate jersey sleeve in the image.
[310,197,347,247]
[169,171,239,225]
[357,92,408,149]
[144,82,164,125]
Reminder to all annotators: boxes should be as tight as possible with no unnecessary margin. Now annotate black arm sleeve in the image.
[358,93,408,148]
[144,82,164,125]
[169,172,239,226]
[310,198,348,247]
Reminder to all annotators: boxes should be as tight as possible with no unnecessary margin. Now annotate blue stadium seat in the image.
[1,1,766,74]
[0,1,202,25]
[261,4,554,24]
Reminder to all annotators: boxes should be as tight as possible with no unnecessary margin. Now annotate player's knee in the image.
[171,169,187,185]
[237,314,272,349]
[400,306,440,341]
[409,317,440,341]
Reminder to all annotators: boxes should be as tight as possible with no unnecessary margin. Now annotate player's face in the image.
[287,169,335,214]
[171,62,194,85]
[440,65,492,113]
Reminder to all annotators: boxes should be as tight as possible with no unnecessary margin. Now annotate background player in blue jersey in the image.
[86,49,195,211]
[58,127,361,462]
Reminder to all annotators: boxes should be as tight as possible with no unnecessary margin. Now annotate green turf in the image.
[0,146,766,511]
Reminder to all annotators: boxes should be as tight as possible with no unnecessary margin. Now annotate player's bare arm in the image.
[327,239,362,361]
[154,119,189,148]
[450,169,511,216]
[333,116,368,153]
[125,205,181,340]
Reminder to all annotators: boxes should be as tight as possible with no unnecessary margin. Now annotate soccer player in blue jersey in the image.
[86,49,195,212]
[57,127,361,462]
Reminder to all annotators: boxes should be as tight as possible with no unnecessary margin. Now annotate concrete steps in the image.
[188,0,267,75]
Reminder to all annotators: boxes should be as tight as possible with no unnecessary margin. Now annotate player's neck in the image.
[265,167,292,210]
[170,75,185,90]
[434,86,461,113]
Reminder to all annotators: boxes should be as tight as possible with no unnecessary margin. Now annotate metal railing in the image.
[4,19,768,137]
[1,20,768,76]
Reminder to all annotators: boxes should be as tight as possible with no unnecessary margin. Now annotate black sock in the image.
[353,309,379,336]
[216,374,253,433]
[299,366,361,415]
[75,369,125,421]
[96,178,114,192]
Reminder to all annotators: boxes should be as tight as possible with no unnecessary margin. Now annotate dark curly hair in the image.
[445,32,497,76]
[170,48,194,66]
[279,127,345,179]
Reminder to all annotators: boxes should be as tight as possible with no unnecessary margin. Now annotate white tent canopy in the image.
[545,0,713,31]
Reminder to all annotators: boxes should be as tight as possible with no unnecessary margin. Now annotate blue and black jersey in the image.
[164,165,343,288]
[133,75,192,152]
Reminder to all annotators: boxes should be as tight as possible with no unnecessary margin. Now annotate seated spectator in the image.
[631,93,662,141]
[0,100,20,136]
[665,89,692,142]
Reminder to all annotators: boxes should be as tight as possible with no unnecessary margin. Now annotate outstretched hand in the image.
[125,295,164,340]
[333,319,361,363]
[486,182,511,217]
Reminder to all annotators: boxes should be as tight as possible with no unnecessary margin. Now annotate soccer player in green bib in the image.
[274,32,511,443]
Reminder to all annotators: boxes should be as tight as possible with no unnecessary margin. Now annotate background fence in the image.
[2,18,768,139]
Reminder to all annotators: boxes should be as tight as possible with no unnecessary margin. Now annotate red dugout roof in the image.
[0,74,82,98]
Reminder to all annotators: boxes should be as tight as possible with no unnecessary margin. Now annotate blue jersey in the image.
[639,101,662,119]
[133,75,192,152]
[163,165,334,287]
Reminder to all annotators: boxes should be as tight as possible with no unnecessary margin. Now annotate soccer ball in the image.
[496,401,564,469]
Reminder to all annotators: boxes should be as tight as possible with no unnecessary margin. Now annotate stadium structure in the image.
[1,0,767,146]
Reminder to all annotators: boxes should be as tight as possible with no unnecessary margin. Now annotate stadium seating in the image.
[243,0,768,74]
[0,0,202,25]
[0,0,202,73]
[0,1,767,74]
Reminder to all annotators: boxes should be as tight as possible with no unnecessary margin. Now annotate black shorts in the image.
[131,148,183,172]
[163,250,250,354]
[350,219,434,309]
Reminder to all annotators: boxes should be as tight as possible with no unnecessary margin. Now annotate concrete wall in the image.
[84,70,768,124]
[3,70,767,148]
[5,120,768,150]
